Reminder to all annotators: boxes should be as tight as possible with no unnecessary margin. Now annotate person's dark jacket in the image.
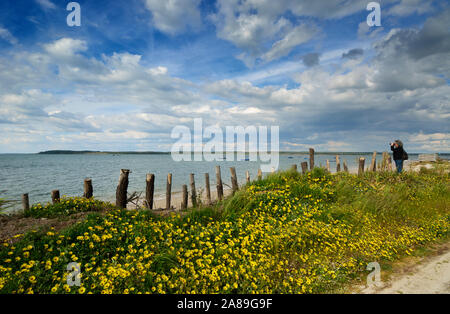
[391,145,405,160]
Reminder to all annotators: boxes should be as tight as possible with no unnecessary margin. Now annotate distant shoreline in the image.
[37,150,169,155]
[35,150,448,156]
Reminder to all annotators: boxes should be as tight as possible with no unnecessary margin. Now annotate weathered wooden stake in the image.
[181,184,188,210]
[116,169,130,209]
[370,151,377,172]
[257,169,262,180]
[145,174,155,209]
[387,155,393,171]
[326,160,330,172]
[22,193,30,211]
[246,171,250,183]
[291,164,298,172]
[381,152,388,171]
[309,148,315,170]
[83,178,93,199]
[301,162,308,174]
[343,160,349,173]
[336,155,341,173]
[51,190,60,204]
[216,166,223,201]
[358,158,366,176]
[205,173,212,205]
[190,173,197,207]
[166,173,172,210]
[230,167,238,194]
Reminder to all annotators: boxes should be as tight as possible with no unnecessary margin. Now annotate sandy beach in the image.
[128,185,235,211]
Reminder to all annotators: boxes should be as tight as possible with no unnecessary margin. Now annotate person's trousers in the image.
[394,159,403,173]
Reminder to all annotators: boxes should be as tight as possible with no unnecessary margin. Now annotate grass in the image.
[23,197,109,219]
[0,198,14,215]
[0,166,449,294]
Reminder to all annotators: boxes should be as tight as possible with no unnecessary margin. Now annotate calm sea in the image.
[0,152,445,212]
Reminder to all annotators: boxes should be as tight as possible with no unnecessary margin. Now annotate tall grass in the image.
[0,198,13,214]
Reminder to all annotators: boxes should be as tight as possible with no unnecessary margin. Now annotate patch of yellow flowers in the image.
[24,196,106,218]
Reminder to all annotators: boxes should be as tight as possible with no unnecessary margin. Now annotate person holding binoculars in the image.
[390,140,408,173]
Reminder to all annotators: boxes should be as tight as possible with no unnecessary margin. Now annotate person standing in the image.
[390,140,407,173]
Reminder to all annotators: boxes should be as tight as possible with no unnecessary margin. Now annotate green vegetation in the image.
[0,167,449,294]
[0,198,13,214]
[23,197,109,219]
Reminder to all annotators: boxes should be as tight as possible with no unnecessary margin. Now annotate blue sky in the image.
[0,0,449,153]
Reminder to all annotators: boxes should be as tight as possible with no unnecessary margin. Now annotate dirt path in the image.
[0,212,100,243]
[359,241,450,294]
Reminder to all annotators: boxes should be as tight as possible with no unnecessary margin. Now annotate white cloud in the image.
[0,27,18,45]
[211,0,400,65]
[213,3,290,55]
[148,66,168,75]
[44,38,87,57]
[212,0,318,65]
[408,132,449,152]
[262,25,318,62]
[35,0,56,10]
[387,0,434,16]
[144,0,202,35]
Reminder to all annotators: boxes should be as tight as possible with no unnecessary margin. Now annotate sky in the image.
[0,0,449,153]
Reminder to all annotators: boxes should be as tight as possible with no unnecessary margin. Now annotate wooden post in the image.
[291,164,298,172]
[181,185,188,210]
[116,169,130,209]
[336,155,341,173]
[387,155,393,171]
[301,162,308,174]
[145,174,155,209]
[83,178,93,199]
[230,167,238,194]
[370,152,377,172]
[190,173,197,207]
[309,148,315,170]
[326,160,330,172]
[381,152,388,171]
[343,160,349,173]
[205,173,212,205]
[257,169,262,180]
[22,194,30,211]
[246,171,250,183]
[216,166,223,201]
[51,190,60,204]
[358,158,365,176]
[166,173,172,210]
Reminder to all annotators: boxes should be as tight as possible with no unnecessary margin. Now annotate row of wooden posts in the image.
[20,149,394,212]
[323,150,393,174]
[115,165,257,211]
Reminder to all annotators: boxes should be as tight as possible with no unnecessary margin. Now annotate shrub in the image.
[24,197,109,218]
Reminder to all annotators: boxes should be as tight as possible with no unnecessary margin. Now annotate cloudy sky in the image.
[0,0,449,153]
